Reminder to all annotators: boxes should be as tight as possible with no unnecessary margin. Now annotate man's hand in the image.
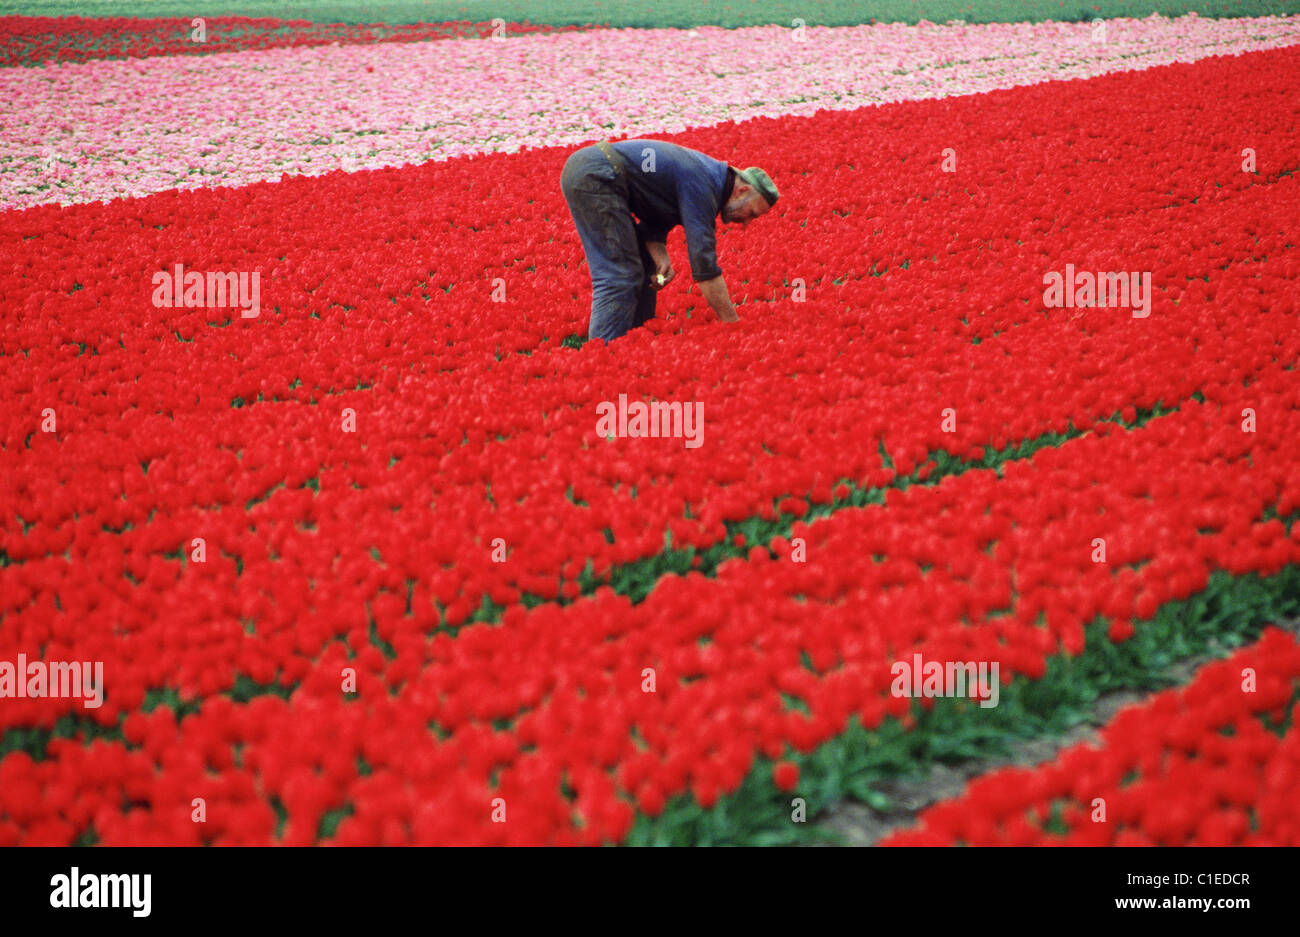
[697,275,739,322]
[645,241,674,290]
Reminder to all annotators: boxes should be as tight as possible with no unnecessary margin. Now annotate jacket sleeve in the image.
[678,176,722,281]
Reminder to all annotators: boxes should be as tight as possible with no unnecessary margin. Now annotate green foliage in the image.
[316,802,356,842]
[228,673,294,703]
[0,712,126,762]
[143,686,201,718]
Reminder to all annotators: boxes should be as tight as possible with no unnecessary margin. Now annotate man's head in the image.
[722,166,779,226]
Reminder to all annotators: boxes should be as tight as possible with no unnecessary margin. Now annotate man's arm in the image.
[696,275,739,322]
[676,179,734,319]
[644,240,674,288]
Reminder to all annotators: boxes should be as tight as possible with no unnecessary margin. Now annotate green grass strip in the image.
[2,1,1295,27]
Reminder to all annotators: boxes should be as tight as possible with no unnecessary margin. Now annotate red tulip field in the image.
[2,4,1298,852]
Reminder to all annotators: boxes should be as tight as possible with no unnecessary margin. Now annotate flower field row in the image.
[1,42,1298,843]
[2,365,1296,844]
[881,627,1300,846]
[0,15,590,68]
[4,14,1297,211]
[4,44,1296,628]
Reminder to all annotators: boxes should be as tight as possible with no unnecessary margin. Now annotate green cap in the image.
[735,166,779,206]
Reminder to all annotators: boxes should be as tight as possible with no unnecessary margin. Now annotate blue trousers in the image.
[561,146,656,343]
